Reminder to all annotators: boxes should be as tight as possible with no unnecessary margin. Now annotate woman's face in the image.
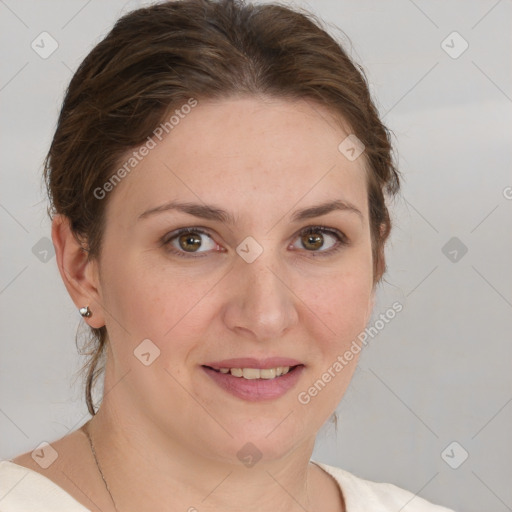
[92,96,375,463]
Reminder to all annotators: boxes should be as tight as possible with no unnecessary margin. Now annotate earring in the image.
[79,306,92,318]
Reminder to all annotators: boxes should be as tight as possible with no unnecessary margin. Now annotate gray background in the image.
[1,1,511,511]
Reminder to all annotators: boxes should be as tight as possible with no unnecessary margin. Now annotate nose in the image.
[221,251,299,341]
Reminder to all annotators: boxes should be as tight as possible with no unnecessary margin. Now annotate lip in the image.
[201,364,305,402]
[203,357,303,370]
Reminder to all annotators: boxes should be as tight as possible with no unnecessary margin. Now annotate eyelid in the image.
[297,225,348,243]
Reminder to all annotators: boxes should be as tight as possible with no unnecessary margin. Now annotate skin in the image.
[19,96,382,511]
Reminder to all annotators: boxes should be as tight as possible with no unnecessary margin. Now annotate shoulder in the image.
[311,460,457,512]
[0,459,90,511]
[2,429,100,512]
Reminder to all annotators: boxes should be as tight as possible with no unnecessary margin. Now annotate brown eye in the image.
[291,226,347,256]
[178,232,202,252]
[164,228,219,257]
[301,232,324,250]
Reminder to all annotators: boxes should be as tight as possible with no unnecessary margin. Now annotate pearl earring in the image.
[79,306,92,317]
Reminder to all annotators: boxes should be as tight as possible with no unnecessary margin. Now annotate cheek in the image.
[100,252,219,342]
[319,281,370,335]
[300,261,373,347]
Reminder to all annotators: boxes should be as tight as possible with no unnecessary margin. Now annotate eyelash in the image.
[161,225,349,259]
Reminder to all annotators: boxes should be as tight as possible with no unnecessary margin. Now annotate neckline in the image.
[309,459,348,511]
[1,458,347,511]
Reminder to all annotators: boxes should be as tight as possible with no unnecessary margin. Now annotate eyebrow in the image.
[137,199,363,224]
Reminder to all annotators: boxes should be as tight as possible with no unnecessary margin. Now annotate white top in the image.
[0,459,456,511]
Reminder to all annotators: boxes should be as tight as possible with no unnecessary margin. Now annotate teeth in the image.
[217,366,292,379]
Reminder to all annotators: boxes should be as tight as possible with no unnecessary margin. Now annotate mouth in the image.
[201,364,305,401]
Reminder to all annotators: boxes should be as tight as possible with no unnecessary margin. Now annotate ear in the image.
[51,214,106,329]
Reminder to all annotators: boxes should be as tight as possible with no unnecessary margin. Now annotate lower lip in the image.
[201,365,305,402]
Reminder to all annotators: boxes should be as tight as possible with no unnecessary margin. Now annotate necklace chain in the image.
[82,422,120,512]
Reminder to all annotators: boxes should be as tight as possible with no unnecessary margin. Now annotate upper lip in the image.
[203,357,303,370]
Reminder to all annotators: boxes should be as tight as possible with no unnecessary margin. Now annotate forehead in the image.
[105,96,369,225]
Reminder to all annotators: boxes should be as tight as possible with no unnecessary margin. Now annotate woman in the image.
[1,0,456,510]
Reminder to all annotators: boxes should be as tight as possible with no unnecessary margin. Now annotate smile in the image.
[201,364,305,401]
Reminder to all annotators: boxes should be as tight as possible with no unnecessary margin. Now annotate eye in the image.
[162,227,223,257]
[161,225,348,259]
[291,226,348,256]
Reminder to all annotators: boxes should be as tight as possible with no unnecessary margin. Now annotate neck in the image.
[86,399,319,512]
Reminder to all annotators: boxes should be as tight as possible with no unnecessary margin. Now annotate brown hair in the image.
[44,0,400,416]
